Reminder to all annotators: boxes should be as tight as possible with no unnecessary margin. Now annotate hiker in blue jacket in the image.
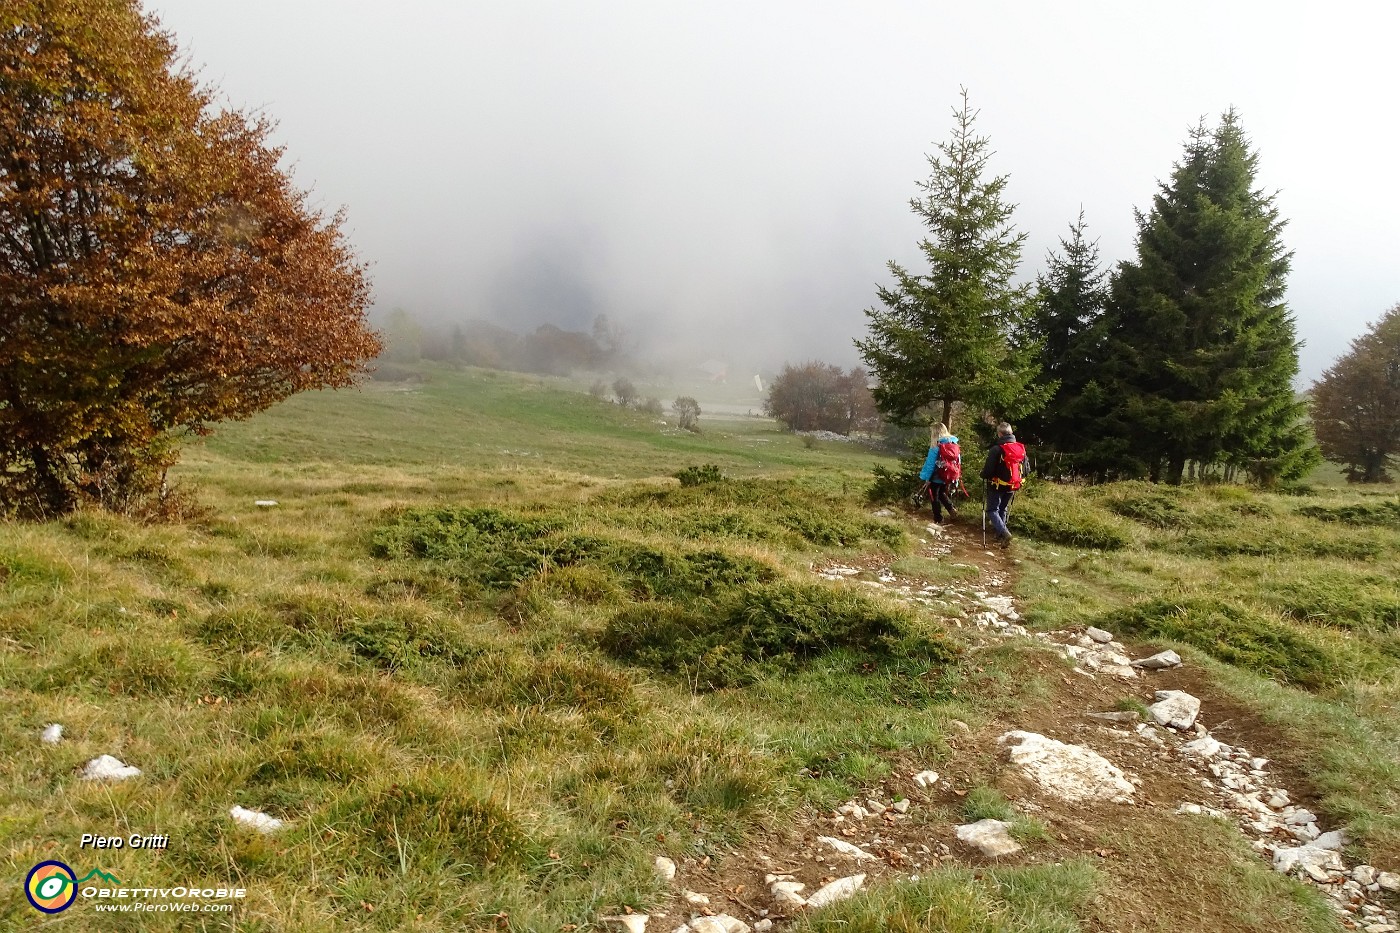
[918,423,961,523]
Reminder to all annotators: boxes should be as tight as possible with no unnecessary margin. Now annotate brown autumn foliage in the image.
[1311,303,1400,483]
[763,361,879,435]
[0,0,380,516]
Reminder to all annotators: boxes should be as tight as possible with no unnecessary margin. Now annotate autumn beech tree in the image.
[0,0,380,515]
[1311,303,1400,483]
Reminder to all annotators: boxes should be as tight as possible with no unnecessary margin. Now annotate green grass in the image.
[1011,479,1400,863]
[0,367,959,930]
[795,861,1098,933]
[1,364,1394,930]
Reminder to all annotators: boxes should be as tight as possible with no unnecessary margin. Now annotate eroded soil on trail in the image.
[637,512,1395,933]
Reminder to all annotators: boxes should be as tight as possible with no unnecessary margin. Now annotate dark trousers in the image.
[987,485,1015,539]
[927,482,956,521]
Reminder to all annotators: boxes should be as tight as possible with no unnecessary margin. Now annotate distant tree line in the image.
[380,310,631,378]
[858,90,1326,487]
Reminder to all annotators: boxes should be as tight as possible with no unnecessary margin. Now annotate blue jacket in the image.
[919,436,960,483]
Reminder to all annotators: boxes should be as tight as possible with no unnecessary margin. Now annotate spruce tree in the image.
[856,89,1045,432]
[1099,110,1313,484]
[1020,211,1109,475]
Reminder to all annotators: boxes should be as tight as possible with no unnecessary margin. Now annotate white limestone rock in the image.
[600,915,649,933]
[1315,830,1347,851]
[768,877,806,907]
[1285,808,1318,826]
[80,755,141,782]
[1273,844,1344,875]
[1377,870,1399,892]
[686,917,750,933]
[817,836,878,861]
[956,819,1022,858]
[1148,690,1201,730]
[998,731,1136,803]
[41,723,64,745]
[682,890,710,906]
[1180,736,1223,759]
[229,805,285,833]
[804,873,866,909]
[913,770,940,788]
[1132,649,1182,670]
[654,856,677,882]
[1085,626,1115,644]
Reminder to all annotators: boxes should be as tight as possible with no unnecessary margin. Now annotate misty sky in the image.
[149,0,1399,383]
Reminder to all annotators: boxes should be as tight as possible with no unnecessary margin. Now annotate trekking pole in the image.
[981,491,987,548]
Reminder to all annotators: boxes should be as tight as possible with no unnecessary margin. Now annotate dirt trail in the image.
[627,512,1398,933]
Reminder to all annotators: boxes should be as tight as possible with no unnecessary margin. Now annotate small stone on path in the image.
[1132,649,1182,670]
[1148,690,1201,730]
[1180,736,1223,759]
[690,917,751,933]
[41,724,63,745]
[817,836,878,861]
[654,856,676,881]
[956,819,1022,858]
[804,874,866,909]
[1085,627,1114,644]
[913,770,940,788]
[600,915,649,933]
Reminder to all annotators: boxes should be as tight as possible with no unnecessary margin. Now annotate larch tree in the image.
[1311,303,1400,483]
[855,89,1046,433]
[1098,110,1314,484]
[0,0,380,516]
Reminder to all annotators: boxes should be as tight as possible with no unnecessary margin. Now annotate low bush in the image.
[1298,500,1400,528]
[1094,597,1346,690]
[1011,494,1132,550]
[1260,573,1400,632]
[675,464,723,487]
[1097,482,1196,529]
[1165,525,1383,560]
[600,580,957,689]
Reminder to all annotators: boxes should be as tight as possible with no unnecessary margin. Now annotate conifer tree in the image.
[1098,110,1314,484]
[1019,211,1109,475]
[856,89,1045,432]
[1312,303,1400,483]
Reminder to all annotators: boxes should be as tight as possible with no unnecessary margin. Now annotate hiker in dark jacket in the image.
[917,423,960,523]
[980,422,1025,547]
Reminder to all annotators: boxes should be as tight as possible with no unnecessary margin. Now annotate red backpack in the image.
[936,441,961,484]
[1000,442,1026,490]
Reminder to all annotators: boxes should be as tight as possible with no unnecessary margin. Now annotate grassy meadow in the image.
[2,363,1397,931]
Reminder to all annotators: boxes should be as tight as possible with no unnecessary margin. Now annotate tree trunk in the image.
[942,399,953,432]
[29,446,74,516]
[1166,456,1186,486]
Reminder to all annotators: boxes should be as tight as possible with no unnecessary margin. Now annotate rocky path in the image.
[595,515,1398,933]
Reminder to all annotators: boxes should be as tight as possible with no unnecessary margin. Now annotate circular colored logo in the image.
[26,860,77,913]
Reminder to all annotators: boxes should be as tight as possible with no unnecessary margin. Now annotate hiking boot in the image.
[997,533,1013,549]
